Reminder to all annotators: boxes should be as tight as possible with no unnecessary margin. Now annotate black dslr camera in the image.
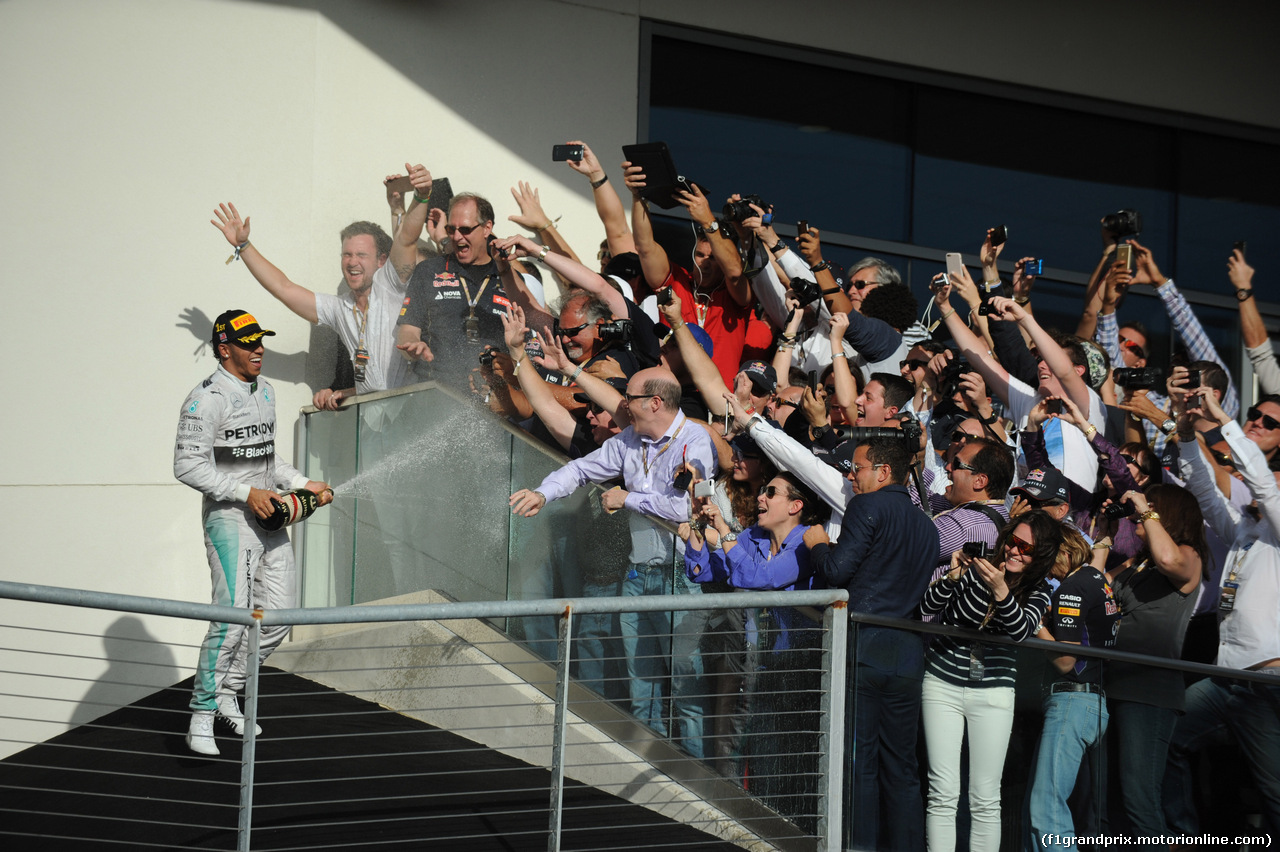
[791,276,823,306]
[722,194,767,223]
[1113,367,1166,390]
[598,318,634,347]
[1102,209,1143,239]
[962,541,993,560]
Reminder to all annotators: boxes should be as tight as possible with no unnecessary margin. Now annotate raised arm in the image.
[496,234,628,322]
[623,161,672,295]
[934,273,1014,405]
[388,163,433,283]
[508,180,582,266]
[1131,239,1239,417]
[988,294,1092,416]
[658,291,734,416]
[496,306,575,450]
[1229,250,1280,397]
[827,313,858,413]
[565,141,635,259]
[796,225,855,317]
[211,203,317,324]
[675,185,749,307]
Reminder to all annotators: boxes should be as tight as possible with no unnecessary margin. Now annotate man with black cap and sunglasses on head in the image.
[175,310,332,756]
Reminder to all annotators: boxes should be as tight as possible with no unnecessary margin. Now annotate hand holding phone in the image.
[552,144,584,163]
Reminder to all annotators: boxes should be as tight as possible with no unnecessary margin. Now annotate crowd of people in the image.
[199,141,1279,850]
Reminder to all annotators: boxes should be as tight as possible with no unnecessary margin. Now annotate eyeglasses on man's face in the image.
[445,223,485,236]
[901,359,928,372]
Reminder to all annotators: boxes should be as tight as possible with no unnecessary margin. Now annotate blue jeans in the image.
[576,578,620,697]
[1109,699,1177,838]
[1028,690,1110,852]
[1164,676,1280,836]
[849,626,926,852]
[619,562,706,758]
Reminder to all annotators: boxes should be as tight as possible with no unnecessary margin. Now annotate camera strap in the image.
[962,501,1007,531]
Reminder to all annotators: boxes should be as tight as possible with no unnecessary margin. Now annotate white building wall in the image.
[0,0,1273,750]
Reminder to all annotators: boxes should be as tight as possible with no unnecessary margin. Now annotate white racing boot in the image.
[215,693,262,737]
[186,711,219,756]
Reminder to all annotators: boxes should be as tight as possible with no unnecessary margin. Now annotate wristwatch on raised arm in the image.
[1159,418,1177,436]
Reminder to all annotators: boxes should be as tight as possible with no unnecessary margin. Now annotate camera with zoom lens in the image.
[598,318,634,347]
[478,348,496,368]
[1113,367,1166,389]
[722,194,767,223]
[1102,209,1143,239]
[791,276,823,306]
[844,417,924,447]
[962,541,993,560]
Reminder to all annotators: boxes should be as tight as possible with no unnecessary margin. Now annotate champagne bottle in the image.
[256,488,331,531]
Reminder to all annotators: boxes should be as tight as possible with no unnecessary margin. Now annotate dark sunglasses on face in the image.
[951,430,979,445]
[1120,453,1139,468]
[849,278,877,291]
[1247,407,1280,431]
[587,403,604,415]
[444,223,485,236]
[951,457,978,473]
[555,321,591,338]
[1006,534,1034,556]
[758,485,791,499]
[1210,449,1236,468]
[901,359,928,371]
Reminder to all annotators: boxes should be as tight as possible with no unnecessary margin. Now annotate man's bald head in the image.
[629,366,682,411]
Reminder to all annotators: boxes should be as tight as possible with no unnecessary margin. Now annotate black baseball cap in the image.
[212,310,276,347]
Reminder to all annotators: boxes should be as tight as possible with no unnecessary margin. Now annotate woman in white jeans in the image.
[918,509,1061,852]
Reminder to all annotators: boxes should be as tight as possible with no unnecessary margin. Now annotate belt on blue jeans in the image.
[1051,681,1103,696]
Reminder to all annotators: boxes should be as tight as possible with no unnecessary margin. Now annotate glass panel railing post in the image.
[818,601,847,852]
[547,605,572,852]
[237,612,262,852]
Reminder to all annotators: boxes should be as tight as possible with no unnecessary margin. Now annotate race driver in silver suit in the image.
[174,309,332,756]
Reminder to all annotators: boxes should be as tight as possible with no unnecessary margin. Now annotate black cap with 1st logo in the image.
[212,310,277,348]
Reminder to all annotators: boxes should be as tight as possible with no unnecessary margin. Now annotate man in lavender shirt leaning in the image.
[510,366,717,757]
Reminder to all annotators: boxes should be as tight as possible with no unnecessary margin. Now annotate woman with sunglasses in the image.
[675,436,776,780]
[681,472,830,818]
[1104,482,1206,839]
[918,509,1062,852]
